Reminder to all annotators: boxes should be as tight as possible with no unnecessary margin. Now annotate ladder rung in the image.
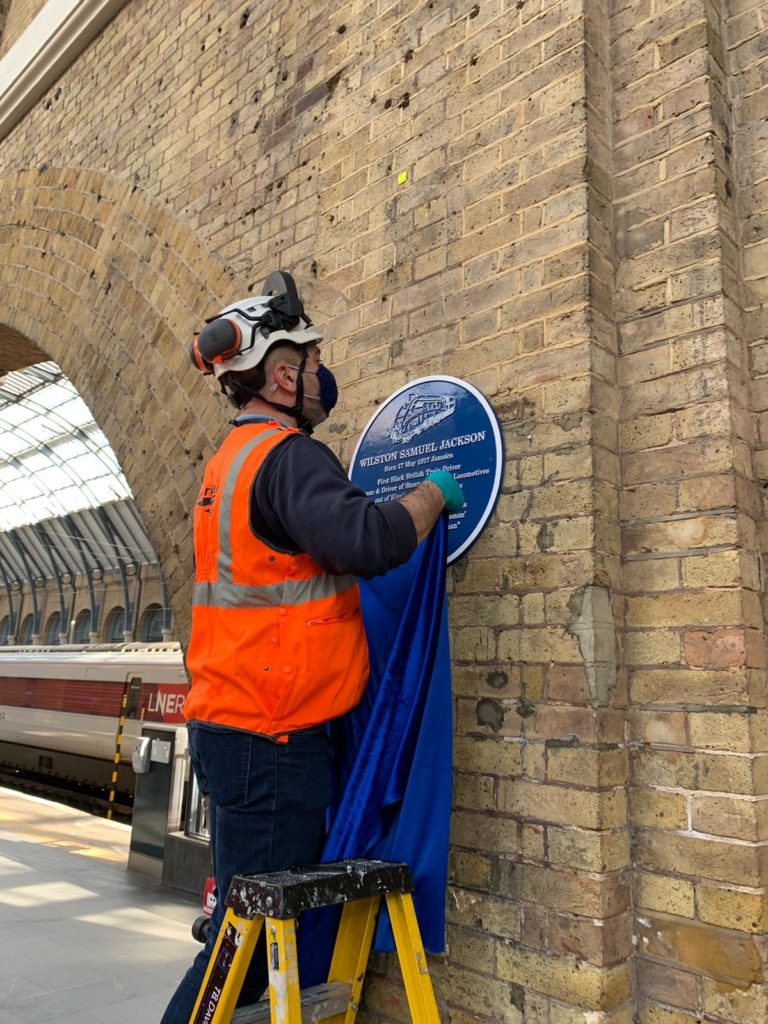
[231,981,352,1023]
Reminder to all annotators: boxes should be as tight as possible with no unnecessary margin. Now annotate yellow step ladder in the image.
[188,859,440,1024]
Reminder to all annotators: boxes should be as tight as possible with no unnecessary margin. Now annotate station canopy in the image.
[0,362,158,580]
[0,361,131,530]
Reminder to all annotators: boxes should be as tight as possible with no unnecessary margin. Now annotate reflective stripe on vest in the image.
[194,424,356,609]
[215,427,281,582]
[193,573,357,609]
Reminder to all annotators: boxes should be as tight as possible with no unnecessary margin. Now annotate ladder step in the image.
[231,981,352,1023]
[227,858,413,919]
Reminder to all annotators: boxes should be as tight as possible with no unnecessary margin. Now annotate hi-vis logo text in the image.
[196,485,218,513]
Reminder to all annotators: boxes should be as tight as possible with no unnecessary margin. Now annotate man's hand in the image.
[398,471,465,544]
[425,471,465,513]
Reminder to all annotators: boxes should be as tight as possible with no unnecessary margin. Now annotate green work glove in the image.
[425,470,465,513]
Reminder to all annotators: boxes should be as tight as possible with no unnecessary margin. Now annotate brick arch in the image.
[0,166,242,636]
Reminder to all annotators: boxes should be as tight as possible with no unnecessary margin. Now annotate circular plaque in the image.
[350,376,503,563]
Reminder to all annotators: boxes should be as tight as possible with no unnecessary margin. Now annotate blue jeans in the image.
[160,721,332,1024]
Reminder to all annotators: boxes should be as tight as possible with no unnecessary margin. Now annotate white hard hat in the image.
[189,271,321,378]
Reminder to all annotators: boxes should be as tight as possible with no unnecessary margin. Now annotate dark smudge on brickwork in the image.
[476,698,504,732]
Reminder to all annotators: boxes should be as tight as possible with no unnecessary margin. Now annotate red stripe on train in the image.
[0,677,187,724]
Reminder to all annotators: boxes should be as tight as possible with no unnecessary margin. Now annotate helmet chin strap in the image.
[221,355,314,434]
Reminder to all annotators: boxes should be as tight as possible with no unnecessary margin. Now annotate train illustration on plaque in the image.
[389,392,456,445]
[351,376,503,563]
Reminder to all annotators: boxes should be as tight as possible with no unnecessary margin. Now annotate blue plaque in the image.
[350,376,503,563]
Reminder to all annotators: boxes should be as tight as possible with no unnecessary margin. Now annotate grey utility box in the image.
[128,725,187,880]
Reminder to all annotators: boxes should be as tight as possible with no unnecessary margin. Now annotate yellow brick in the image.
[622,482,678,520]
[449,850,494,890]
[678,474,737,512]
[620,413,673,451]
[697,885,768,933]
[499,780,627,829]
[450,593,520,628]
[520,516,594,553]
[521,455,544,485]
[529,480,594,518]
[631,789,689,830]
[514,860,626,917]
[523,742,547,781]
[637,914,764,986]
[498,628,521,661]
[519,627,581,662]
[451,810,519,856]
[637,1006,700,1024]
[445,924,496,973]
[522,592,546,623]
[496,944,631,1010]
[452,625,497,661]
[451,662,521,699]
[635,830,764,887]
[628,709,687,746]
[547,826,631,873]
[623,559,680,593]
[542,445,593,481]
[454,771,496,812]
[701,977,768,1023]
[522,664,545,699]
[681,550,744,588]
[546,745,628,788]
[521,823,546,860]
[454,735,522,776]
[630,668,754,705]
[688,711,754,752]
[636,958,701,1013]
[551,1007,634,1024]
[626,591,743,627]
[622,516,738,556]
[635,871,695,918]
[445,886,520,940]
[430,961,524,1021]
[542,377,592,414]
[624,630,682,665]
[691,794,768,842]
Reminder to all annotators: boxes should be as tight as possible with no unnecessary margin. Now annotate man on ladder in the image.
[160,272,463,1023]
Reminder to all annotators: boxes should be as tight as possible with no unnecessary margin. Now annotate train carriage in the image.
[0,643,188,808]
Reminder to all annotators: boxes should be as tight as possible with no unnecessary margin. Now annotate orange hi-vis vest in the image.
[184,420,369,736]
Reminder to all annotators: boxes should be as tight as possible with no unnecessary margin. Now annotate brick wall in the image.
[0,1,766,1021]
[614,1,767,1021]
[0,0,47,57]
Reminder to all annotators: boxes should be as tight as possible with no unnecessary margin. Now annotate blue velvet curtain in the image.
[297,520,452,982]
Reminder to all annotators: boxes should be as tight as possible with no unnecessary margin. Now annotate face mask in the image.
[289,364,338,415]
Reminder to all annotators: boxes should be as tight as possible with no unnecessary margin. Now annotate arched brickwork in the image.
[0,166,241,633]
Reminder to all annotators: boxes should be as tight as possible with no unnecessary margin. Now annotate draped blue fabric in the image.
[297,520,452,983]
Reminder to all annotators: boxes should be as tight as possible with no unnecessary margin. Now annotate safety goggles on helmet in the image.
[188,271,322,378]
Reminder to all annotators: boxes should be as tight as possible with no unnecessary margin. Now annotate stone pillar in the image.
[326,2,636,1019]
[612,0,768,1019]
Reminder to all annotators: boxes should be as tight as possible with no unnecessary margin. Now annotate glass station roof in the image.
[0,362,132,531]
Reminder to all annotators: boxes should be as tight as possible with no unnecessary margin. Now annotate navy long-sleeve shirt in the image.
[247,428,417,579]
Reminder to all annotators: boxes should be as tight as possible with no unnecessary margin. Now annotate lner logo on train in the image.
[142,684,186,723]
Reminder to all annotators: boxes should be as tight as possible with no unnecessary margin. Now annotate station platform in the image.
[0,786,201,1022]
